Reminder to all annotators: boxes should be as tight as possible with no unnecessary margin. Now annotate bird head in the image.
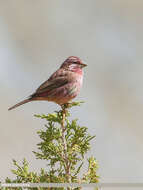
[60,56,87,72]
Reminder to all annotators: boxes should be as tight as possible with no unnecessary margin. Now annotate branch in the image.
[61,105,71,190]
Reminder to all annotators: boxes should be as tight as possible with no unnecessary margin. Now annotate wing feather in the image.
[31,69,70,98]
[36,77,68,93]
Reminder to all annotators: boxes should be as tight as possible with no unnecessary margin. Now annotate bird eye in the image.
[73,61,78,64]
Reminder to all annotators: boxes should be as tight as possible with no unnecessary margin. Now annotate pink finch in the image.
[8,56,87,111]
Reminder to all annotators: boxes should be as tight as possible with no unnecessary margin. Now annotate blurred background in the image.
[0,0,143,185]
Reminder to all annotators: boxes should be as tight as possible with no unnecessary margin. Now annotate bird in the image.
[8,56,87,111]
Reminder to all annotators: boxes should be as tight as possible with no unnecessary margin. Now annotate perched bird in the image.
[8,56,87,111]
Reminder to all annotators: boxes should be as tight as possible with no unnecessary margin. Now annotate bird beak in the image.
[81,63,87,68]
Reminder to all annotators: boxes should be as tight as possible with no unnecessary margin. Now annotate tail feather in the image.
[8,98,31,111]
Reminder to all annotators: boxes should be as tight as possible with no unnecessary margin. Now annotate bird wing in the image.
[32,69,71,96]
[35,76,68,94]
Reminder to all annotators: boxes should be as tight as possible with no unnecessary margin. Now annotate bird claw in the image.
[61,101,84,110]
[61,103,71,110]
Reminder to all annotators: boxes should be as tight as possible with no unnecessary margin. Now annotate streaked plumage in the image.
[8,56,87,111]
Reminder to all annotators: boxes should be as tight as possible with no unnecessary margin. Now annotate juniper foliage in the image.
[4,102,99,190]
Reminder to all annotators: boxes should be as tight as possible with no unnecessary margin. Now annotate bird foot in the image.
[61,101,84,110]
